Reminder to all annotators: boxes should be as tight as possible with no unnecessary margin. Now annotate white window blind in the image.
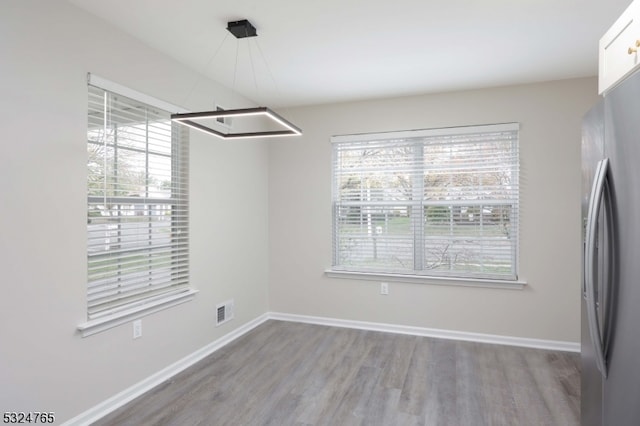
[331,123,519,281]
[86,84,189,320]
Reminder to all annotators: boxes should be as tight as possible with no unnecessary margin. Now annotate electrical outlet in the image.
[133,319,142,339]
[380,282,389,295]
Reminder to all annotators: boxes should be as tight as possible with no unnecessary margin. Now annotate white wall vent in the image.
[216,299,234,326]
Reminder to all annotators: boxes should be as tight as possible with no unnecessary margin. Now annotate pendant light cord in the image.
[180,32,230,109]
[248,40,259,97]
[254,37,297,122]
[231,35,240,109]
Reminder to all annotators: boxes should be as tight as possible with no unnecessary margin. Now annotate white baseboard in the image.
[267,312,581,353]
[64,311,579,425]
[62,313,270,426]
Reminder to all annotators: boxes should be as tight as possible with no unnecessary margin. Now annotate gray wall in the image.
[268,78,599,343]
[0,0,269,422]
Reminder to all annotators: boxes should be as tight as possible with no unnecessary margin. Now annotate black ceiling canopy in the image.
[227,19,257,39]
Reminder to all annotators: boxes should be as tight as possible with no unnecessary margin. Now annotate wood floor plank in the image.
[475,343,521,426]
[295,353,367,424]
[422,339,459,426]
[93,320,580,426]
[452,341,486,426]
[397,336,432,417]
[522,350,581,426]
[290,327,361,422]
[323,365,380,425]
[500,346,557,425]
[379,333,417,390]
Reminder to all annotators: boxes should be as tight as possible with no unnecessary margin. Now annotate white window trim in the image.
[77,289,198,337]
[331,123,519,143]
[80,74,194,337]
[87,73,188,114]
[325,269,526,289]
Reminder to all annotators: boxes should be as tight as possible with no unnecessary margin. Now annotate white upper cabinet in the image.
[599,0,640,94]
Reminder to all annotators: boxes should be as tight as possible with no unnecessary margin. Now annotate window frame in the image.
[78,74,196,337]
[329,123,523,287]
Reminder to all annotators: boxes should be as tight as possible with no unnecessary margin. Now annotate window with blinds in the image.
[331,123,519,281]
[86,84,189,320]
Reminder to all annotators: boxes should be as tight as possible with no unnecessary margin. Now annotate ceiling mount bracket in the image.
[227,19,257,39]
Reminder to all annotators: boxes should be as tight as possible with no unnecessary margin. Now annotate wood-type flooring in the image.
[93,320,580,426]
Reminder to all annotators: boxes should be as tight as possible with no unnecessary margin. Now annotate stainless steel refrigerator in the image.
[581,70,640,425]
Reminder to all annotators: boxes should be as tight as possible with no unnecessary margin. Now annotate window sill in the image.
[324,270,526,290]
[77,289,198,337]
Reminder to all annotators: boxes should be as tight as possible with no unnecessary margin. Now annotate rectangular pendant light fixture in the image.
[171,19,302,140]
[171,107,302,139]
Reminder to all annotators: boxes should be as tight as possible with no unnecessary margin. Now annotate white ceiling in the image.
[68,0,633,108]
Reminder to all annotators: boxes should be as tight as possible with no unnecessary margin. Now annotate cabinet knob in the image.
[629,40,640,55]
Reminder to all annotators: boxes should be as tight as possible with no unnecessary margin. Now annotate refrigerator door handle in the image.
[584,158,610,378]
